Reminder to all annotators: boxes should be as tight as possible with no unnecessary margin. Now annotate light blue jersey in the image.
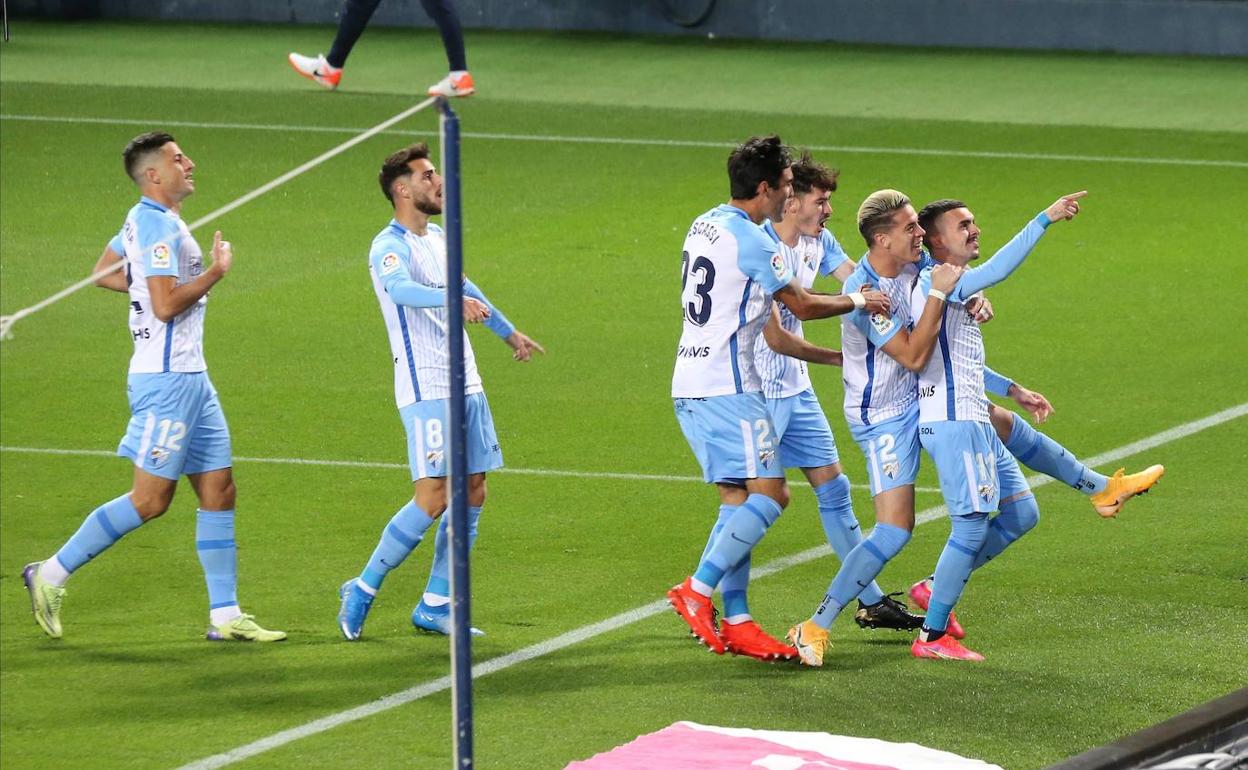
[839,259,920,428]
[672,205,793,398]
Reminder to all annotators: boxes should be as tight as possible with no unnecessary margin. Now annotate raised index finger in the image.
[1062,190,1089,202]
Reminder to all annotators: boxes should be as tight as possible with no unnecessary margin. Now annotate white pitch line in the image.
[3,113,1247,170]
[0,445,940,494]
[172,402,1246,770]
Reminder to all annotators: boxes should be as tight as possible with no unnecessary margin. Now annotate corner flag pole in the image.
[438,97,474,769]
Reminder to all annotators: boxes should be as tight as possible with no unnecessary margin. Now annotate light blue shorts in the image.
[919,420,1030,514]
[117,372,232,481]
[767,388,839,470]
[849,405,921,496]
[400,392,503,481]
[674,392,784,485]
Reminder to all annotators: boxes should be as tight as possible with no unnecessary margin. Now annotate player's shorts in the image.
[767,388,839,470]
[849,404,921,497]
[117,371,232,481]
[673,392,785,485]
[919,419,1030,515]
[400,392,503,481]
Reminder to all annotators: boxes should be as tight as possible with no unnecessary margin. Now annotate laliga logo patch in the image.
[426,450,445,467]
[770,252,787,279]
[148,447,171,469]
[883,461,899,479]
[870,312,893,335]
[381,252,402,275]
[150,243,171,269]
[759,448,776,469]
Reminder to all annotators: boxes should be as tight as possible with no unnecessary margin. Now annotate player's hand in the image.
[931,263,964,294]
[506,330,546,362]
[211,231,233,276]
[1010,385,1054,424]
[967,295,994,323]
[860,290,890,315]
[1044,191,1088,223]
[463,297,490,323]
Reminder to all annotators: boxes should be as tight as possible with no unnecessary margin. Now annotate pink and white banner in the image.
[566,721,1003,770]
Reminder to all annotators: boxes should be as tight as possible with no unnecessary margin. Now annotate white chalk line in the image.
[0,445,940,494]
[3,113,1246,169]
[169,401,1247,770]
[0,100,437,339]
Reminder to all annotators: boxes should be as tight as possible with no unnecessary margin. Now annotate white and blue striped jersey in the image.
[672,205,794,399]
[911,267,989,424]
[121,197,207,374]
[840,258,920,427]
[754,224,850,399]
[369,220,483,408]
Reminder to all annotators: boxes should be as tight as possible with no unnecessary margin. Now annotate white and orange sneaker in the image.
[427,70,475,97]
[1090,465,1165,518]
[288,52,342,90]
[908,578,965,639]
[911,633,984,662]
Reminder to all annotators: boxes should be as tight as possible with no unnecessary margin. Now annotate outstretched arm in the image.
[956,191,1087,298]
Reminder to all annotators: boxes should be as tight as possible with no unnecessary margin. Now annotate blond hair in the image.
[857,189,910,248]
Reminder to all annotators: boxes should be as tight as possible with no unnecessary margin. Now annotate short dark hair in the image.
[727,135,791,200]
[917,199,968,249]
[379,143,431,204]
[790,151,839,196]
[122,131,176,182]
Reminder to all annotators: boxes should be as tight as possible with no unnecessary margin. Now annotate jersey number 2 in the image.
[681,252,716,326]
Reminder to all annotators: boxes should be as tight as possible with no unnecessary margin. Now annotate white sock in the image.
[422,592,450,608]
[354,578,377,596]
[723,614,752,625]
[450,69,468,77]
[690,577,714,597]
[38,556,70,587]
[210,605,242,627]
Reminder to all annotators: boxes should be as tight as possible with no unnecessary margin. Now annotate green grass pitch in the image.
[2,19,1246,769]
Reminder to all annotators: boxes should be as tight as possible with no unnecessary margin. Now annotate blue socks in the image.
[55,494,144,573]
[972,495,1040,570]
[360,500,437,592]
[1005,412,1107,495]
[195,509,238,612]
[813,522,910,629]
[422,505,482,602]
[698,504,752,619]
[926,513,989,633]
[692,494,781,591]
[814,476,885,606]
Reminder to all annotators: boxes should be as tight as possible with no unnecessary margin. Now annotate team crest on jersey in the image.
[381,252,402,275]
[870,312,894,335]
[759,448,776,469]
[882,460,899,479]
[150,243,171,269]
[427,450,445,467]
[978,482,997,503]
[770,252,787,279]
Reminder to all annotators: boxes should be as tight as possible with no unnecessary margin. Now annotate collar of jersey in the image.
[859,254,882,283]
[387,218,408,236]
[139,195,170,213]
[760,218,780,243]
[716,203,752,222]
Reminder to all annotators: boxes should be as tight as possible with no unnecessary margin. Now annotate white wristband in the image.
[928,288,947,302]
[848,292,866,310]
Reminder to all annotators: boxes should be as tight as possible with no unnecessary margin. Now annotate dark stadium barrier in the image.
[1046,688,1248,770]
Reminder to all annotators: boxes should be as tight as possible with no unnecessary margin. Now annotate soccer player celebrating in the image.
[906,197,1164,650]
[749,153,922,633]
[336,143,542,641]
[22,132,286,642]
[785,190,963,667]
[667,136,889,661]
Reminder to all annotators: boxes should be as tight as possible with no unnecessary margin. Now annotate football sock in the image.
[699,504,751,621]
[327,0,383,68]
[50,494,144,580]
[919,627,946,643]
[195,509,240,623]
[422,505,482,603]
[359,500,436,592]
[972,495,1040,570]
[691,494,781,593]
[813,522,910,629]
[1005,412,1107,495]
[814,475,885,606]
[926,513,990,633]
[419,0,468,71]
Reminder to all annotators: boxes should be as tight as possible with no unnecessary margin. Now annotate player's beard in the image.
[416,199,443,216]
